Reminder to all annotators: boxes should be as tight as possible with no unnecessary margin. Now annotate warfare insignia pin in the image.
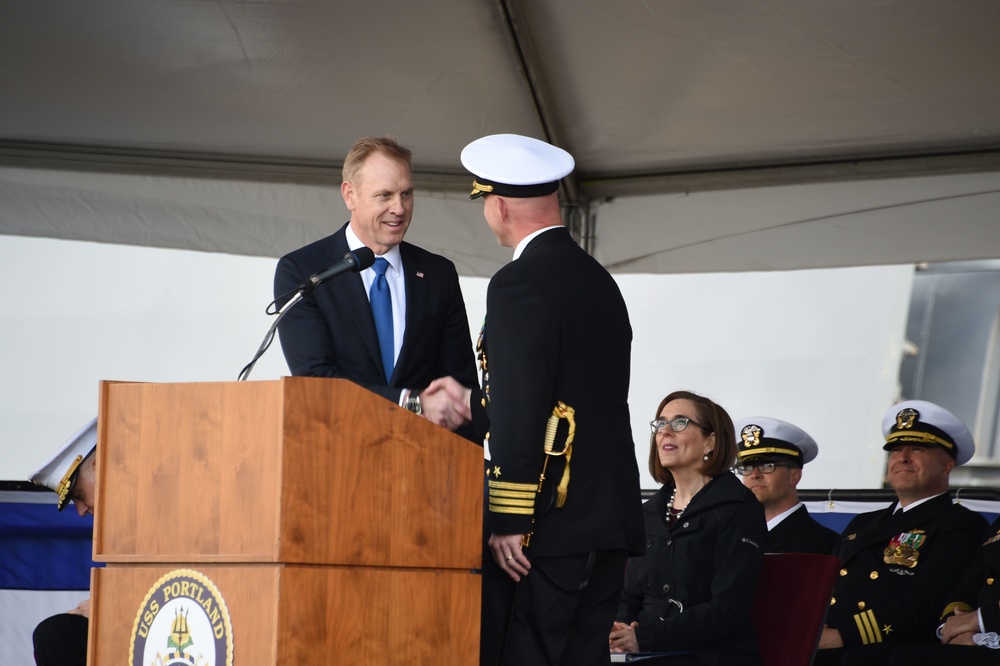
[130,569,234,666]
[895,408,919,430]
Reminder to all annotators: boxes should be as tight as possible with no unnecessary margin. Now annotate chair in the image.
[751,552,840,666]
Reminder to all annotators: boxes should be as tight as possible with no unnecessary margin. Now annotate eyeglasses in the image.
[649,417,709,434]
[733,462,793,476]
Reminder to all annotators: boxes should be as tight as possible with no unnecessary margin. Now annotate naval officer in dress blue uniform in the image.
[734,416,839,554]
[429,134,644,665]
[814,400,987,666]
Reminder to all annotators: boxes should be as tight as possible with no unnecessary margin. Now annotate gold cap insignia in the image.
[895,408,918,430]
[470,179,494,197]
[741,424,762,447]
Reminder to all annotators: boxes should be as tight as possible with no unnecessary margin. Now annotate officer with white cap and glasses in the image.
[735,416,839,554]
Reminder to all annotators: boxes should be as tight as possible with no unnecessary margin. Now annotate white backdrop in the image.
[0,234,911,490]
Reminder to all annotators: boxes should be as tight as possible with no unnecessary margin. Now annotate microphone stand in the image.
[236,290,304,382]
[238,247,374,381]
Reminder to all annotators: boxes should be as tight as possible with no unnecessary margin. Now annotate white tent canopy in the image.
[2,0,999,270]
[2,164,999,278]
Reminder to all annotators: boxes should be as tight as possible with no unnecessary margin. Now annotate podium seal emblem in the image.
[129,569,234,666]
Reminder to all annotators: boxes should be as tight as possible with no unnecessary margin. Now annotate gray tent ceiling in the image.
[2,0,999,272]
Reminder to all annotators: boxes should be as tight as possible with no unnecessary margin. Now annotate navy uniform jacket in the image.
[617,474,766,665]
[941,516,1000,631]
[826,493,986,647]
[767,504,839,555]
[474,227,643,557]
[274,223,479,408]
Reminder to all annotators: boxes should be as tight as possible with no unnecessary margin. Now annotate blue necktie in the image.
[370,257,394,382]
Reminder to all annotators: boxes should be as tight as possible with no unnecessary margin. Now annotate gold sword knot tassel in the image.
[542,401,576,508]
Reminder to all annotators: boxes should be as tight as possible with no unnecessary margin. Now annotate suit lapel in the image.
[329,227,383,373]
[393,243,425,384]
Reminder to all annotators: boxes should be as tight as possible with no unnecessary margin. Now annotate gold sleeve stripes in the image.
[488,480,536,515]
[940,601,975,620]
[853,609,885,644]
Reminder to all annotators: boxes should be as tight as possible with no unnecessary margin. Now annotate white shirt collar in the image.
[766,502,803,531]
[346,223,403,271]
[513,225,562,260]
[894,491,947,513]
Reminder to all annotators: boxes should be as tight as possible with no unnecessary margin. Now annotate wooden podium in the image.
[90,377,483,665]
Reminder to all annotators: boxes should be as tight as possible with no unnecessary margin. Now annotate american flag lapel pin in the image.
[415,271,424,278]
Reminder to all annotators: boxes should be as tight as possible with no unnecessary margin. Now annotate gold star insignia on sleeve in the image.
[882,625,892,635]
[493,465,502,478]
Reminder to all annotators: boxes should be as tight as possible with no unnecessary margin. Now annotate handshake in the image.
[417,376,474,432]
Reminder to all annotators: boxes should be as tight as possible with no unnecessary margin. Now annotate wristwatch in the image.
[405,392,422,415]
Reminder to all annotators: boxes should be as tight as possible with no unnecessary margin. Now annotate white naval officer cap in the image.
[882,399,975,466]
[29,417,98,511]
[460,133,575,200]
[734,416,819,467]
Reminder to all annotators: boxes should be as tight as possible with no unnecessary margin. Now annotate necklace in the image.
[666,486,686,523]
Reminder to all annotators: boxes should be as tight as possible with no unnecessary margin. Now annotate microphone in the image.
[306,246,376,290]
[241,246,376,381]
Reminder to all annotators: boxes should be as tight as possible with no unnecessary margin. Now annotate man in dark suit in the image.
[813,400,987,666]
[734,416,839,554]
[435,134,644,665]
[274,136,477,432]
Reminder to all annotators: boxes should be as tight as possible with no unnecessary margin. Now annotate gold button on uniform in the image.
[840,568,848,576]
[830,597,837,606]
[481,398,486,407]
[870,571,879,580]
[858,601,866,610]
[988,578,995,586]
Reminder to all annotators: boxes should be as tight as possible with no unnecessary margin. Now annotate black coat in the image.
[941,516,1000,632]
[474,227,644,557]
[767,504,839,554]
[617,473,766,665]
[273,223,479,406]
[826,493,987,647]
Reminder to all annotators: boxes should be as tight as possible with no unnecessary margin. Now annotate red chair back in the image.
[750,553,840,666]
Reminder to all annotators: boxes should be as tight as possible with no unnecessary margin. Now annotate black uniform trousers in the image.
[481,548,628,666]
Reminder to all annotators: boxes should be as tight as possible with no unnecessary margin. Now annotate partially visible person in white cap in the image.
[814,400,988,666]
[28,417,98,666]
[427,134,643,666]
[735,416,839,554]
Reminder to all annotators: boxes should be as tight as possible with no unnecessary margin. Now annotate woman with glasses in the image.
[609,390,766,665]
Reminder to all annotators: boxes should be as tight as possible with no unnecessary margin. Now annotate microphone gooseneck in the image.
[308,246,376,289]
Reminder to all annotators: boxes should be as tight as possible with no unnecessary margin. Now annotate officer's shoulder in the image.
[944,500,990,528]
